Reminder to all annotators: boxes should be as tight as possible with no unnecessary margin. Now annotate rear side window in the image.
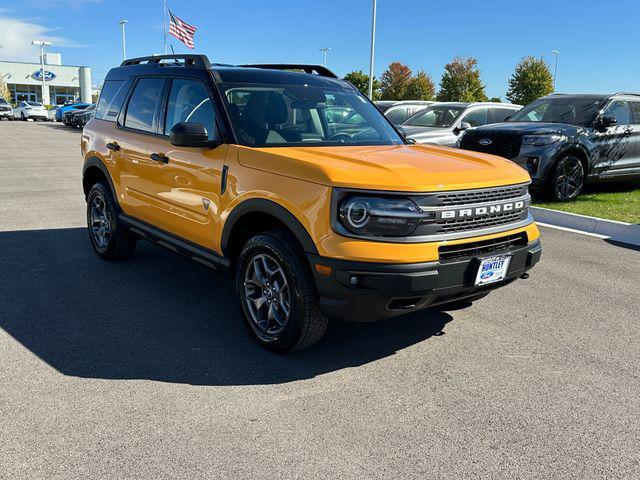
[96,80,127,122]
[124,78,164,132]
[461,107,489,127]
[386,106,410,125]
[164,78,216,139]
[629,102,640,124]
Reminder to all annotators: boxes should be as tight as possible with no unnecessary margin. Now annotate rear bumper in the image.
[309,239,541,322]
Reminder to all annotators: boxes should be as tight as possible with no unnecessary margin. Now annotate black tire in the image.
[236,230,328,353]
[548,154,585,202]
[86,182,136,260]
[21,113,26,121]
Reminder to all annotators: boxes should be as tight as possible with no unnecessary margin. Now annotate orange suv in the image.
[81,55,541,352]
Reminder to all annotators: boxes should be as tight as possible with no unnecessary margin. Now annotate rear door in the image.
[116,77,166,220]
[626,100,640,170]
[144,76,228,250]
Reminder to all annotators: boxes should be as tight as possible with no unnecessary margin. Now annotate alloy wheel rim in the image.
[90,194,112,250]
[556,159,583,200]
[243,253,291,336]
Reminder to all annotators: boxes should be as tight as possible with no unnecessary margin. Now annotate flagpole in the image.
[163,0,167,54]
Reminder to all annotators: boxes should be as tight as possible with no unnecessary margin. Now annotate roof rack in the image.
[240,64,338,79]
[120,54,211,68]
[612,92,640,97]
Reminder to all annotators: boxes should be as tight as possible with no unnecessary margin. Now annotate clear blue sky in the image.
[1,0,639,99]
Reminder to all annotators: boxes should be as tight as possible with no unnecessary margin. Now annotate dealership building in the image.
[0,54,92,105]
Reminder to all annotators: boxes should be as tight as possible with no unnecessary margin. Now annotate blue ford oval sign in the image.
[32,70,57,81]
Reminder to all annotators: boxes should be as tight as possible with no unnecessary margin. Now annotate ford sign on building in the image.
[0,53,91,105]
[32,70,58,82]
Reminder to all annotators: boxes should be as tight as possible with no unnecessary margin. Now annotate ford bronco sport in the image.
[81,55,541,352]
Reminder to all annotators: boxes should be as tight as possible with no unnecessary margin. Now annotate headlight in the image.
[521,134,563,146]
[338,196,433,237]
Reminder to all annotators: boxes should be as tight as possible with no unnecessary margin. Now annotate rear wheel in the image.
[549,154,585,201]
[236,230,328,353]
[21,113,26,121]
[86,182,136,260]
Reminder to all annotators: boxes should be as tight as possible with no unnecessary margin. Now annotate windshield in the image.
[220,82,403,147]
[402,106,465,128]
[27,101,43,107]
[508,97,605,126]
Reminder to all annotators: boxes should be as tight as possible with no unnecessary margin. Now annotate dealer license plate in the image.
[475,255,511,286]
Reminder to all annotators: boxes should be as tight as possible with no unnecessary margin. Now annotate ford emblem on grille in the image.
[479,138,492,146]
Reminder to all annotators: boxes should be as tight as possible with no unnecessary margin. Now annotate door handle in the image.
[106,142,120,151]
[150,152,169,164]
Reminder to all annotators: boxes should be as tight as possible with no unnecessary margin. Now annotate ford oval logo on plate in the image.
[479,138,492,146]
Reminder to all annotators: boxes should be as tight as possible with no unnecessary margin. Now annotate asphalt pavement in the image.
[1,121,639,479]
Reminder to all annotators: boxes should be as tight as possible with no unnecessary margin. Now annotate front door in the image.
[593,100,637,173]
[138,77,228,251]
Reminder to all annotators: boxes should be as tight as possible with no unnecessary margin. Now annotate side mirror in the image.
[454,122,471,135]
[169,122,220,148]
[396,126,416,144]
[601,116,618,129]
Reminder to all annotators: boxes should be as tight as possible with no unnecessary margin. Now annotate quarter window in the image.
[95,80,127,122]
[124,78,164,132]
[164,78,216,139]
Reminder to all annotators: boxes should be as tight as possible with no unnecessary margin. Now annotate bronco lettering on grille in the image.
[436,201,526,220]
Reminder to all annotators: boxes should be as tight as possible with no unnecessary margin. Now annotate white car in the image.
[13,101,49,121]
[0,98,13,120]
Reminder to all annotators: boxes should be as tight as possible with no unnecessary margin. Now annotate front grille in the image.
[439,232,527,262]
[460,131,522,159]
[435,210,523,234]
[0,106,9,111]
[435,184,528,206]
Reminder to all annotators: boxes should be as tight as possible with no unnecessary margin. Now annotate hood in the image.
[237,144,530,193]
[472,121,579,135]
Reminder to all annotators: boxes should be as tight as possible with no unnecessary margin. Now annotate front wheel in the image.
[549,154,585,201]
[21,113,26,121]
[86,182,136,260]
[236,231,328,353]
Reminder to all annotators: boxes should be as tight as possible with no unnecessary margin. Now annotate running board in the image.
[119,214,231,274]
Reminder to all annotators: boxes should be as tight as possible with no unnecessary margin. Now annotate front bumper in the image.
[0,110,13,117]
[309,239,541,322]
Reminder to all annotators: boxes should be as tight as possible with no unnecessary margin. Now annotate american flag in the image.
[168,10,197,49]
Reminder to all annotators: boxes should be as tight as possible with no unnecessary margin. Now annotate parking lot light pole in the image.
[31,40,51,105]
[319,48,331,67]
[367,0,377,99]
[119,20,128,61]
[552,50,560,91]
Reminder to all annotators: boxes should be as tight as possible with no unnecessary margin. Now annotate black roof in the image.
[106,54,347,88]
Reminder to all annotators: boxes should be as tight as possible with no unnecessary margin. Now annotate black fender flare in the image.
[221,198,319,256]
[553,143,592,173]
[82,156,119,203]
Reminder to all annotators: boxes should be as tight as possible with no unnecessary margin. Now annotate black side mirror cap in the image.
[601,115,618,128]
[169,122,221,148]
[454,122,471,135]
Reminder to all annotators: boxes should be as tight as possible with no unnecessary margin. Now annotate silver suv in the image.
[401,102,522,147]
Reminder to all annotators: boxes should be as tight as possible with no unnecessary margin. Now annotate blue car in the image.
[55,103,90,122]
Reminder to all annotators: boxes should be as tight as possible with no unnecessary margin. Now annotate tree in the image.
[0,75,10,103]
[506,56,554,105]
[489,97,502,103]
[436,57,488,102]
[405,70,436,101]
[343,70,380,99]
[379,62,412,100]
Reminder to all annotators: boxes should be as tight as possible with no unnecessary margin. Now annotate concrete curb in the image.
[531,206,640,246]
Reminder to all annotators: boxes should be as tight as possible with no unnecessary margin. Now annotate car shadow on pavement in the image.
[0,227,452,386]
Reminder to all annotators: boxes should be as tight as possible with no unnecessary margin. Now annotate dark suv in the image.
[459,93,640,201]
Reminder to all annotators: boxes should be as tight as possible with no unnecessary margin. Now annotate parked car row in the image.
[377,93,640,201]
[62,103,95,128]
